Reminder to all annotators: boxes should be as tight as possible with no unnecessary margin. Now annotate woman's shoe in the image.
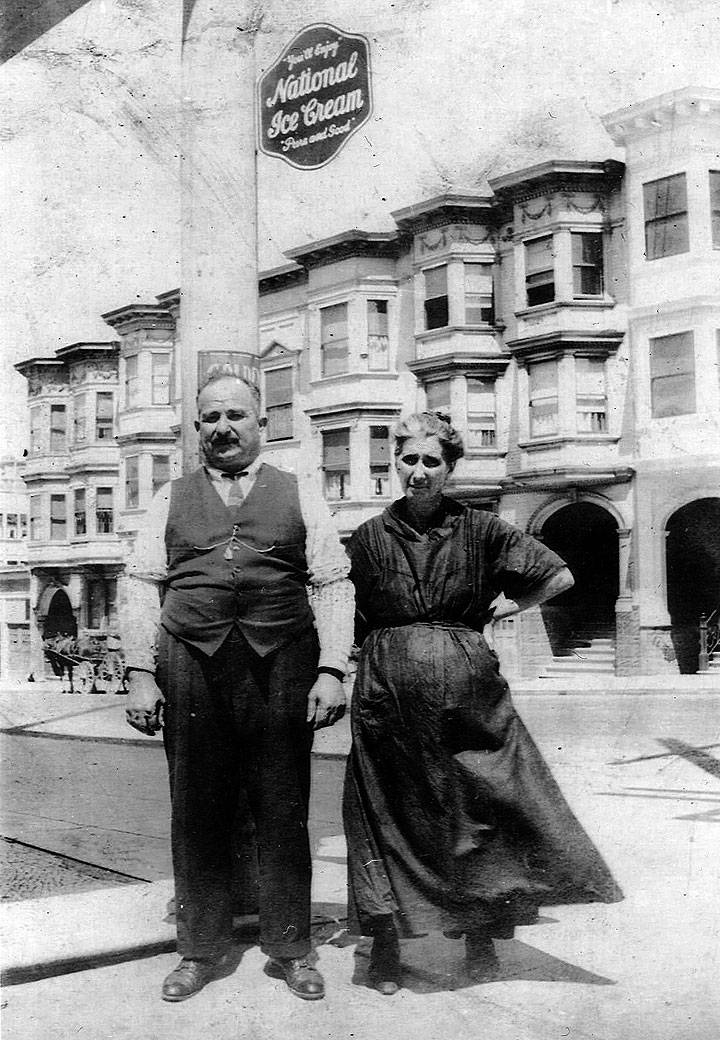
[368,929,402,996]
[465,932,499,982]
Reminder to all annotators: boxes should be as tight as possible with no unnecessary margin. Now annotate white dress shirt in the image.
[119,458,355,675]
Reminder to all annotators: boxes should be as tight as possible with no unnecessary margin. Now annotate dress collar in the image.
[205,456,263,483]
[383,496,465,541]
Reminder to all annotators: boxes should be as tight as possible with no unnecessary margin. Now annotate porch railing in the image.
[698,608,720,672]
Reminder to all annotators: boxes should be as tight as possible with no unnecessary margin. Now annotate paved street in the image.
[1,682,719,1039]
[0,729,345,898]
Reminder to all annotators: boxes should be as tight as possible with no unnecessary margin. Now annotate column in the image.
[180,0,260,470]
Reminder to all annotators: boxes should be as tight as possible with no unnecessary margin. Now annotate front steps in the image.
[539,629,616,678]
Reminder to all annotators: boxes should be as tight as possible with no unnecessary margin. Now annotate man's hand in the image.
[306,674,346,730]
[125,671,165,736]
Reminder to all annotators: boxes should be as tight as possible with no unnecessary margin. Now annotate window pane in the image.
[424,266,448,329]
[125,456,140,509]
[50,495,66,540]
[96,487,114,533]
[525,237,555,305]
[367,300,390,369]
[572,233,604,296]
[424,266,447,298]
[265,367,293,406]
[644,174,689,259]
[125,355,139,407]
[74,394,87,443]
[643,173,687,220]
[464,263,493,323]
[426,379,451,412]
[50,405,66,452]
[74,489,86,536]
[320,304,349,376]
[710,172,720,248]
[30,407,42,453]
[529,359,557,397]
[95,392,114,439]
[30,497,42,540]
[322,429,350,499]
[645,215,690,260]
[369,426,389,465]
[650,331,695,417]
[367,299,388,335]
[530,400,559,437]
[266,404,294,441]
[152,455,170,494]
[525,236,554,273]
[151,354,171,405]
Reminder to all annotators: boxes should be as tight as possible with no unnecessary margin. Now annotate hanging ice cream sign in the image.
[258,23,372,170]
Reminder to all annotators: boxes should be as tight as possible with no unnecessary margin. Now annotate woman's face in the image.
[395,435,451,506]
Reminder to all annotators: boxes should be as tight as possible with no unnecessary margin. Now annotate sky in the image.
[2,0,719,455]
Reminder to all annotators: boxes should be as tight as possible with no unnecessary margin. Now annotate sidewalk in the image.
[2,682,720,1038]
[2,672,718,754]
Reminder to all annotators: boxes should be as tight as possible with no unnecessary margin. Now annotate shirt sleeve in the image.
[118,485,171,673]
[483,513,568,600]
[298,481,355,675]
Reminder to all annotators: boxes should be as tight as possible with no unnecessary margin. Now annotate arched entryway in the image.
[43,589,77,641]
[666,498,720,623]
[541,501,619,633]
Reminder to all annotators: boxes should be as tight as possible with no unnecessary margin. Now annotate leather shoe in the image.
[265,957,325,1000]
[161,957,220,1002]
[368,936,401,996]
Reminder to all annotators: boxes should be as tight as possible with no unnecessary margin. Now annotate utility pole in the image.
[180,0,260,471]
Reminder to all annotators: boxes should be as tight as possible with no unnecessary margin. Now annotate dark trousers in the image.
[157,623,318,961]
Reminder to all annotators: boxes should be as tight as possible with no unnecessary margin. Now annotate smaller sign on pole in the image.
[258,22,373,171]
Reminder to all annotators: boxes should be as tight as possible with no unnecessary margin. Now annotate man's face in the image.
[195,378,263,473]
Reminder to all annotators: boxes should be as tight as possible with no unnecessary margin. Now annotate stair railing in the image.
[698,608,719,672]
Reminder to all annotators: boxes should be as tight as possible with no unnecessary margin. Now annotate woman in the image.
[343,412,621,995]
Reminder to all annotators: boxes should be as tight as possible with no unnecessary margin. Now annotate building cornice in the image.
[392,193,498,235]
[101,303,175,334]
[603,87,720,146]
[489,160,624,206]
[259,263,307,295]
[506,328,625,362]
[502,466,635,492]
[285,230,400,270]
[55,341,119,362]
[407,353,510,379]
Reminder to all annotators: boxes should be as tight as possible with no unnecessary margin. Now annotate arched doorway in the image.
[541,502,619,632]
[43,589,77,641]
[666,498,720,623]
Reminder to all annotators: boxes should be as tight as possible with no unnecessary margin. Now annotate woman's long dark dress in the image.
[343,498,621,939]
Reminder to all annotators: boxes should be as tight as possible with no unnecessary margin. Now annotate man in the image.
[120,372,354,1003]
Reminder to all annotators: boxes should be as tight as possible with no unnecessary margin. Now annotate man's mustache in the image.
[211,432,240,444]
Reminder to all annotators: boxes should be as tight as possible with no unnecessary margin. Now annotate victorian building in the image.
[15,87,720,679]
[0,457,30,679]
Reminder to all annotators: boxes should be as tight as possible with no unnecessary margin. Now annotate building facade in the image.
[15,87,720,679]
[0,458,30,679]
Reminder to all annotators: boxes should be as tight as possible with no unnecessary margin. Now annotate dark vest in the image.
[161,464,314,657]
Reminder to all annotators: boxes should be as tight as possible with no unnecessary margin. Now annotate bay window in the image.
[152,455,171,495]
[152,353,171,405]
[125,354,139,407]
[425,378,451,415]
[74,394,87,443]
